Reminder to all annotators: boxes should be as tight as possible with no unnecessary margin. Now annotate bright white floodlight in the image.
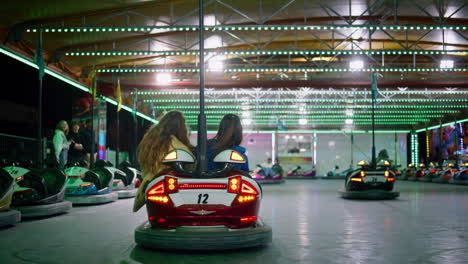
[440,60,454,69]
[208,55,226,72]
[345,109,354,116]
[242,119,252,125]
[345,119,354,125]
[349,60,364,69]
[299,118,308,125]
[156,73,172,84]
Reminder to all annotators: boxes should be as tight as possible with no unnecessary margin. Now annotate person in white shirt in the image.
[53,120,71,169]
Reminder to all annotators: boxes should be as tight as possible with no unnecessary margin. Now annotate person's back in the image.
[204,114,249,174]
[133,111,194,212]
[206,138,249,173]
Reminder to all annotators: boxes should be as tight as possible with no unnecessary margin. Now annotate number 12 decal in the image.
[197,193,209,204]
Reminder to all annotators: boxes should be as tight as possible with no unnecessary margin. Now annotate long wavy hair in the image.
[213,114,243,155]
[138,111,193,175]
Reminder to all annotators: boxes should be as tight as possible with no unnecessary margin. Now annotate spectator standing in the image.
[53,120,71,169]
[68,120,84,164]
[80,119,97,168]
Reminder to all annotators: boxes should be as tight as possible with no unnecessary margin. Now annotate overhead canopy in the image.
[1,0,467,131]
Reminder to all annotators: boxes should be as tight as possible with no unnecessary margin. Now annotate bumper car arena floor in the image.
[1,180,467,264]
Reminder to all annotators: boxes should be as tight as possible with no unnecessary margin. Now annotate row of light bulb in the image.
[154,59,455,84]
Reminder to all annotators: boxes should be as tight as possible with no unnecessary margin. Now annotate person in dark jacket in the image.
[67,121,84,164]
[205,114,249,173]
[272,159,284,177]
[80,119,97,168]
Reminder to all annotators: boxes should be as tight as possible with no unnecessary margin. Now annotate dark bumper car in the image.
[340,160,399,200]
[408,164,427,181]
[0,168,21,227]
[286,166,317,179]
[251,166,285,184]
[106,161,139,198]
[3,161,71,218]
[400,164,415,180]
[449,163,468,185]
[64,162,117,205]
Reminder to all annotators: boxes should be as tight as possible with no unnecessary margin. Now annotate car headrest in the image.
[46,156,60,168]
[119,161,131,168]
[94,160,108,168]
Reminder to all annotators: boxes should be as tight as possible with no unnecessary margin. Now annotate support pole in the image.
[116,107,120,167]
[371,84,376,169]
[455,119,460,169]
[394,132,398,166]
[37,74,43,168]
[90,94,95,168]
[350,132,354,169]
[197,0,207,176]
[437,122,442,168]
[36,30,44,169]
[133,90,138,167]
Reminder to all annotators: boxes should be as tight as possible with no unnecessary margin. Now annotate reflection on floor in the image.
[1,180,467,264]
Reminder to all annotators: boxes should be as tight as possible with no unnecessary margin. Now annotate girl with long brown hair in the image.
[205,114,249,172]
[133,110,194,212]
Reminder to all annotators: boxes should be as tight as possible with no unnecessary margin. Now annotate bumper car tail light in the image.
[228,176,241,193]
[384,171,390,177]
[179,183,227,189]
[240,216,257,223]
[80,183,93,187]
[165,177,178,193]
[237,195,256,203]
[360,171,366,177]
[147,195,171,204]
[240,181,258,195]
[387,177,395,182]
[147,181,165,195]
[351,177,363,182]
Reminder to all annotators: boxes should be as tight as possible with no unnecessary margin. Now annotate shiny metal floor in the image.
[1,180,467,264]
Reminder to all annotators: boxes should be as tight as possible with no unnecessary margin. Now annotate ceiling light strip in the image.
[65,50,468,56]
[0,47,158,124]
[26,25,468,32]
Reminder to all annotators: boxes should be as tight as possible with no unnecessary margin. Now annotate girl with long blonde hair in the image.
[133,111,193,212]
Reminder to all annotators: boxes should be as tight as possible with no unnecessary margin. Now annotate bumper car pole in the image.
[197,0,207,177]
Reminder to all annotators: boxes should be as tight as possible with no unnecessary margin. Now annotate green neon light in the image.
[415,118,468,133]
[96,68,467,73]
[181,110,457,114]
[65,49,468,57]
[0,47,158,124]
[153,105,468,109]
[187,118,429,122]
[145,98,468,103]
[191,121,422,125]
[184,114,442,118]
[200,130,410,134]
[27,25,467,32]
[135,90,468,96]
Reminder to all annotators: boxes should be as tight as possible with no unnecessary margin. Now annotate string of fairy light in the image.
[143,98,468,103]
[26,24,468,32]
[65,50,467,56]
[95,68,466,73]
